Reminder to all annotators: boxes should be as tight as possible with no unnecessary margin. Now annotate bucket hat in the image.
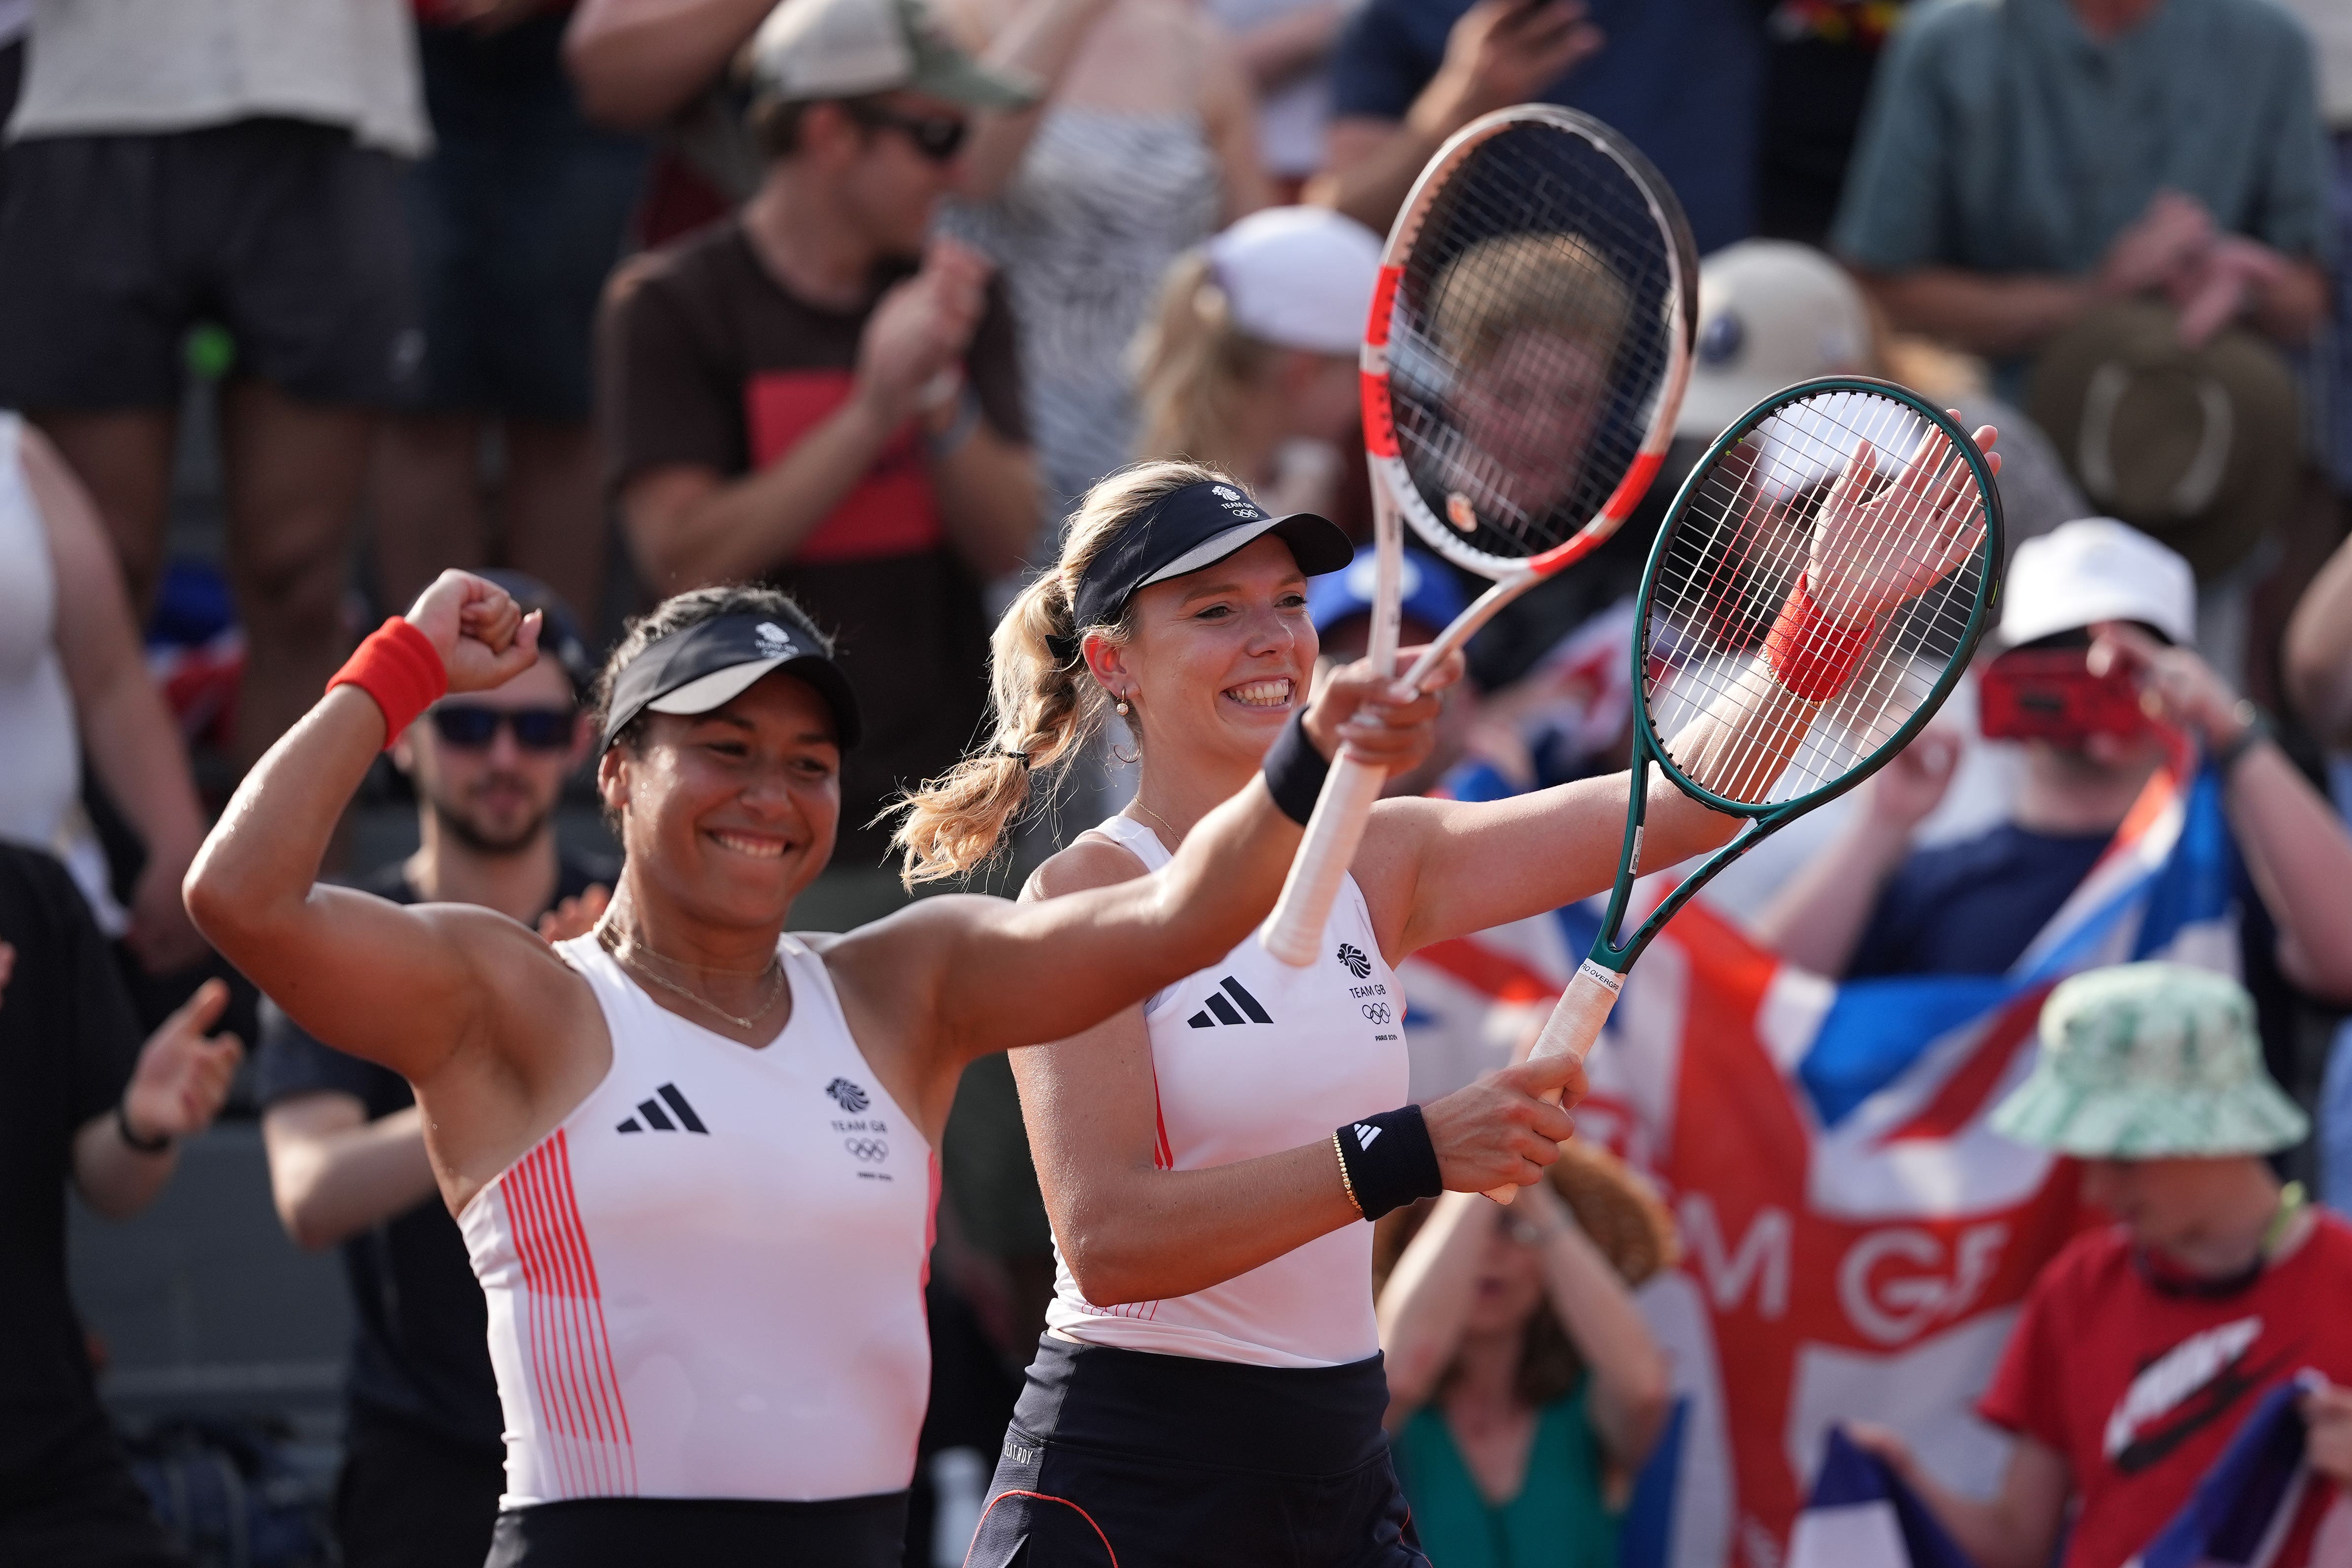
[1990,963,2310,1159]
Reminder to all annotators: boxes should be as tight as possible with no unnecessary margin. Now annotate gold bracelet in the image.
[1333,1131,1364,1217]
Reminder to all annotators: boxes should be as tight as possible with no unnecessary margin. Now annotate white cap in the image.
[2000,517,2197,648]
[1678,241,1871,440]
[1203,207,1383,357]
[748,0,1034,108]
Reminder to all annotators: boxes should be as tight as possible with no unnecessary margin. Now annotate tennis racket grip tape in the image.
[1485,960,1624,1205]
[1261,756,1386,965]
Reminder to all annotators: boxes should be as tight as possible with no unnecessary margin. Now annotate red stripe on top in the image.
[499,1131,638,1496]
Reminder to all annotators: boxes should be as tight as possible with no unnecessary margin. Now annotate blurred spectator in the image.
[255,575,605,1568]
[1831,0,2331,380]
[1680,239,2089,556]
[2275,0,2352,493]
[943,0,1270,532]
[0,846,241,1567]
[1754,0,1913,245]
[2285,531,2352,1215]
[1131,205,1380,518]
[1204,0,1347,200]
[1309,542,1484,801]
[1309,0,1764,254]
[1851,963,2352,1568]
[1375,1143,1675,1567]
[597,0,1038,916]
[565,0,774,245]
[0,0,429,768]
[1755,519,2352,1002]
[0,413,209,974]
[372,1,651,624]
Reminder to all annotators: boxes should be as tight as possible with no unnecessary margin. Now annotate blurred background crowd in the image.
[5,0,2352,1564]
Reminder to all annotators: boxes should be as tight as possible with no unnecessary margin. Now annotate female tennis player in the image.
[183,566,1448,1566]
[893,437,2001,1565]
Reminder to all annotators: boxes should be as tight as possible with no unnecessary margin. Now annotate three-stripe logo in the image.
[1353,1122,1381,1151]
[1186,975,1274,1029]
[615,1082,708,1135]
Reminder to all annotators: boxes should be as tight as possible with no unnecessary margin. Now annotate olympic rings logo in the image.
[1361,1002,1392,1026]
[844,1137,890,1163]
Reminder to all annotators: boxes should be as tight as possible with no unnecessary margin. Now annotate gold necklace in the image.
[596,921,786,1032]
[1128,800,1180,843]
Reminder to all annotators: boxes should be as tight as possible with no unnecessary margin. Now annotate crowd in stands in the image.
[2,0,2352,1563]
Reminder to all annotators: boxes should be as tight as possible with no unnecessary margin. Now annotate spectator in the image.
[0,845,242,1566]
[372,0,652,625]
[1851,963,2352,1568]
[2284,531,2352,1215]
[2274,0,2351,492]
[1680,239,2090,558]
[253,574,606,1568]
[1376,1142,1675,1568]
[1131,205,1380,519]
[1754,518,2352,1002]
[0,0,429,767]
[0,413,209,975]
[942,0,1271,531]
[1831,0,2331,378]
[596,0,1039,920]
[1308,0,1764,254]
[1203,0,1348,201]
[1308,542,1483,801]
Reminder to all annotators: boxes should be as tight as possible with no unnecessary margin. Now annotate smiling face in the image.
[1450,329,1611,525]
[597,673,843,930]
[1088,534,1317,776]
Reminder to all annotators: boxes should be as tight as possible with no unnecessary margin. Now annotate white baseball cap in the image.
[748,0,1036,108]
[1204,207,1384,357]
[1677,241,1871,440]
[1999,517,2197,648]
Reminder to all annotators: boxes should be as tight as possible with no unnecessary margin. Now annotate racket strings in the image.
[1387,123,1680,564]
[1644,390,1990,807]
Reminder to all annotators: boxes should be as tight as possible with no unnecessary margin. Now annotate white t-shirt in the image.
[9,0,429,155]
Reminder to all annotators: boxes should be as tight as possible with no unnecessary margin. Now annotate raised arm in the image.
[2285,528,2352,746]
[1378,1191,1504,1424]
[184,575,581,1087]
[563,0,776,129]
[950,0,1112,202]
[1513,1175,1669,1467]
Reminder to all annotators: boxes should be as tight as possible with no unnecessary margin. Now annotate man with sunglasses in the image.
[597,0,1042,929]
[250,575,613,1568]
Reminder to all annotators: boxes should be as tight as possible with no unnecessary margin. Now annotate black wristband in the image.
[1262,707,1329,826]
[115,1097,172,1155]
[1335,1105,1443,1221]
[2213,702,2273,777]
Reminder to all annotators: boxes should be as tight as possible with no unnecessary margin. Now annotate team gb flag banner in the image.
[1399,764,2240,1567]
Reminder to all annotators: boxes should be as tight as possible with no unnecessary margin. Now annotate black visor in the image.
[1064,480,1355,646]
[601,611,862,751]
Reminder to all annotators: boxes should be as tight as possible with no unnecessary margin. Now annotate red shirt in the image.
[1979,1211,2352,1568]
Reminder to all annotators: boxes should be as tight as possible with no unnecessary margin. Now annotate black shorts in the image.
[0,1404,183,1568]
[966,1335,1427,1568]
[483,1491,908,1567]
[0,118,420,411]
[335,1407,504,1568]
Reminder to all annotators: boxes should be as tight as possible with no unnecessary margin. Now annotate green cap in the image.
[1990,962,2309,1159]
[748,0,1038,111]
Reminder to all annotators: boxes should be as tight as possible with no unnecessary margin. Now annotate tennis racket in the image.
[1489,376,2005,1201]
[1262,104,1697,966]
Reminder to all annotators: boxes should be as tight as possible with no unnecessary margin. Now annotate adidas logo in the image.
[616,1083,708,1135]
[1336,943,1373,979]
[826,1077,869,1112]
[1352,1123,1381,1151]
[1186,975,1274,1029]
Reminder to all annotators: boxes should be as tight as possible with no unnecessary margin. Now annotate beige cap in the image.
[748,0,1037,109]
[1677,241,1870,440]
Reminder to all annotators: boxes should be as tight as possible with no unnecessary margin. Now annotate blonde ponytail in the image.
[889,458,1242,885]
[1130,250,1278,473]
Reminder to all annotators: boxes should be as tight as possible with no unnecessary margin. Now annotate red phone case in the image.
[1978,650,2148,741]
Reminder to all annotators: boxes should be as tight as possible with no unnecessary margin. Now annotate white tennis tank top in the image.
[459,933,935,1508]
[1044,814,1411,1368]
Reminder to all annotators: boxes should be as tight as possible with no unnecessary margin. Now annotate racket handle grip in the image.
[1260,755,1386,966]
[1485,961,1625,1205]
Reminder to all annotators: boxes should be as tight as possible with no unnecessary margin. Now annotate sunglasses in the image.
[848,103,968,163]
[429,705,577,752]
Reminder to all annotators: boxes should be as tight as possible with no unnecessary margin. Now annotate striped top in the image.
[1044,814,1411,1368]
[458,933,935,1507]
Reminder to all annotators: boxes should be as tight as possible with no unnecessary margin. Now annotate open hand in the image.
[122,978,244,1143]
[1810,415,1999,625]
[2303,1380,2352,1484]
[1865,728,1962,834]
[1307,643,1468,775]
[1424,1046,1585,1192]
[1421,0,1606,132]
[2097,190,2216,299]
[856,238,993,429]
[538,884,612,944]
[405,570,544,696]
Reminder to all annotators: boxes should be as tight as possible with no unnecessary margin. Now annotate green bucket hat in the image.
[1990,962,2309,1159]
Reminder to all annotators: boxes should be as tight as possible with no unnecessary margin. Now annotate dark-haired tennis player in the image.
[185,567,1450,1568]
[894,438,1999,1566]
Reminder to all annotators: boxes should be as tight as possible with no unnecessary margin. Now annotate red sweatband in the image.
[328,617,448,747]
[1763,575,1877,702]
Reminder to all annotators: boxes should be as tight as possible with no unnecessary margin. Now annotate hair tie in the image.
[1044,630,1080,667]
[1001,745,1032,769]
